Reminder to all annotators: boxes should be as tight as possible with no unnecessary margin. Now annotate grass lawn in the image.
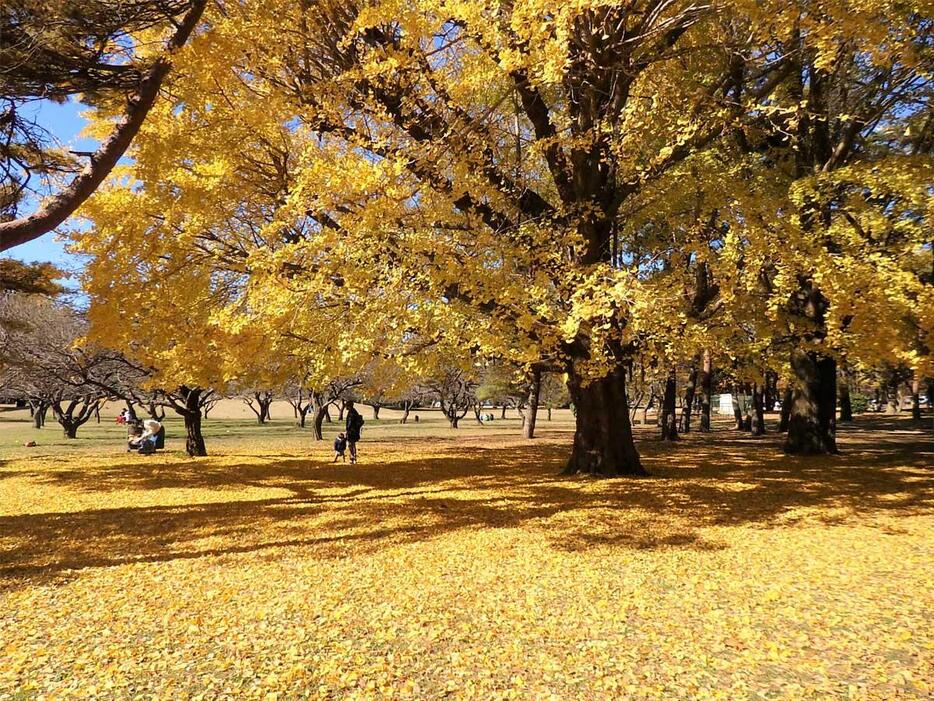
[0,405,932,699]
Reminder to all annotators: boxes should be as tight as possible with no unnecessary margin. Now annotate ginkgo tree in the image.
[75,0,932,474]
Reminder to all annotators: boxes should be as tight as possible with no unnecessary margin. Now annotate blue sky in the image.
[3,98,95,282]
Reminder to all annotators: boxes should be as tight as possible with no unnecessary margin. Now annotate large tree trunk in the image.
[660,368,678,441]
[681,363,698,433]
[62,422,78,439]
[699,350,712,432]
[785,350,837,454]
[400,400,412,424]
[563,364,645,477]
[779,387,793,432]
[751,383,766,435]
[522,367,542,439]
[184,413,207,457]
[172,386,207,456]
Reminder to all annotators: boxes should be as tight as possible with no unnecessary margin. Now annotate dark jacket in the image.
[333,436,347,453]
[345,407,364,441]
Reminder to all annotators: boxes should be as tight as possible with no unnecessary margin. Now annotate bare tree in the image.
[425,369,477,429]
[0,293,109,437]
[241,389,275,424]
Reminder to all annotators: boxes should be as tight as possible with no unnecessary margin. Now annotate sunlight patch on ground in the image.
[1,421,932,699]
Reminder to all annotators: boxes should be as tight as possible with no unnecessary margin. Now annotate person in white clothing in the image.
[129,419,162,454]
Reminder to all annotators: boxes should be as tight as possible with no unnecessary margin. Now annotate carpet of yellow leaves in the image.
[1,418,932,700]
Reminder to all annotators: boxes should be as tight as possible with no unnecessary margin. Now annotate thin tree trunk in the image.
[312,407,326,440]
[886,380,900,414]
[400,400,411,424]
[911,374,922,420]
[681,362,698,433]
[661,368,678,441]
[562,363,645,477]
[779,387,792,432]
[32,402,48,429]
[751,383,766,435]
[522,367,542,439]
[839,368,853,422]
[785,350,837,454]
[764,370,778,411]
[500,404,507,420]
[699,350,712,432]
[642,391,654,426]
[732,384,745,431]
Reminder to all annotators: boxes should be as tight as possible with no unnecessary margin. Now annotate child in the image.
[333,432,348,462]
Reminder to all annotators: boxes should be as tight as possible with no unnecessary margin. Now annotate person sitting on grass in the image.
[126,419,143,452]
[129,419,162,455]
[333,432,347,463]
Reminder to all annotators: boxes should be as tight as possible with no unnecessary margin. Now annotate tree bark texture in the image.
[563,364,645,477]
[785,351,837,454]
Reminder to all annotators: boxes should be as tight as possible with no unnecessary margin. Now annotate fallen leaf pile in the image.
[1,420,931,699]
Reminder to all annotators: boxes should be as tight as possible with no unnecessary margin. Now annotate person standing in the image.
[344,400,364,464]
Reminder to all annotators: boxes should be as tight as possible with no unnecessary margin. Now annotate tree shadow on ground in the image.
[0,416,930,588]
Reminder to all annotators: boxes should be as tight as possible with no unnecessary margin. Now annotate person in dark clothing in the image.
[333,432,347,463]
[344,400,364,464]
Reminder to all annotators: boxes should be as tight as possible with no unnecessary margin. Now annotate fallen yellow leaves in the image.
[0,423,932,699]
